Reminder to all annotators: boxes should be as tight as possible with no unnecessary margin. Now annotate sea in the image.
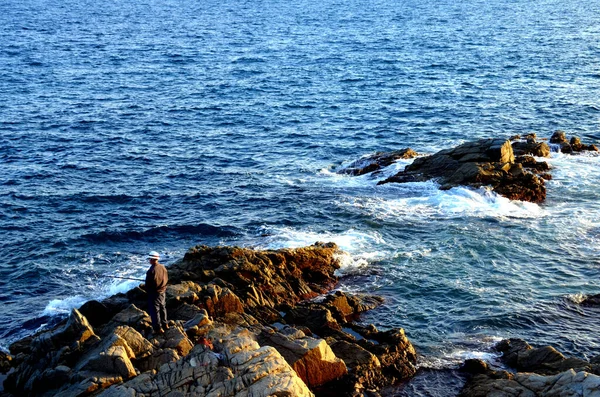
[1,0,600,395]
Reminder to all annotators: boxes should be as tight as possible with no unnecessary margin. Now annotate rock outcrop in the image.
[459,338,600,397]
[378,138,549,202]
[336,132,597,203]
[3,243,417,396]
[550,130,599,154]
[337,148,418,176]
[581,293,600,307]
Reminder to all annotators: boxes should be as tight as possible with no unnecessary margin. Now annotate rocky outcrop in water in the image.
[549,130,599,154]
[581,293,600,307]
[337,148,418,176]
[2,243,417,396]
[378,138,549,202]
[337,132,598,203]
[459,338,600,397]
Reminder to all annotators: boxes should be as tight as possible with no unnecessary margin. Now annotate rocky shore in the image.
[0,243,417,396]
[339,131,598,203]
[459,338,600,396]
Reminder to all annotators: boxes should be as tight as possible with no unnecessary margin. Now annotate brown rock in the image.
[169,242,342,322]
[512,140,551,157]
[103,304,152,335]
[32,309,99,352]
[550,130,568,144]
[161,326,194,357]
[378,138,547,203]
[258,326,347,388]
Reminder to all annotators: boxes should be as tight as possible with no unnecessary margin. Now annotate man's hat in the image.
[148,251,160,260]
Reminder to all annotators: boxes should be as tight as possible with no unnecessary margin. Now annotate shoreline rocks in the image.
[2,243,417,396]
[459,338,600,397]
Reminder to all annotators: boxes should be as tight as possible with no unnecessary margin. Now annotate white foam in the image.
[42,295,88,316]
[256,226,387,252]
[342,185,544,221]
[254,226,390,274]
[566,293,587,304]
[546,150,600,189]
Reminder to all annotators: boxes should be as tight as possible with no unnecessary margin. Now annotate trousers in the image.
[147,292,168,331]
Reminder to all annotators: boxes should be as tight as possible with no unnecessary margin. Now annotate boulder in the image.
[102,327,314,397]
[550,130,568,144]
[284,304,342,336]
[75,332,137,379]
[460,339,600,396]
[550,131,599,153]
[78,300,114,328]
[136,348,180,373]
[102,304,152,335]
[113,326,154,359]
[512,140,551,158]
[0,351,12,374]
[201,284,245,318]
[161,325,194,357]
[322,291,384,322]
[257,326,348,388]
[496,338,592,375]
[330,340,380,370]
[32,309,99,352]
[337,148,418,176]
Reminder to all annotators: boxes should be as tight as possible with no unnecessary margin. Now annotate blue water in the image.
[2,0,600,394]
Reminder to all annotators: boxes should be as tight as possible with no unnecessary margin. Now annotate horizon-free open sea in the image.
[2,0,600,394]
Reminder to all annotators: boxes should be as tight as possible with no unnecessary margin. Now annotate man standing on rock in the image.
[145,251,168,334]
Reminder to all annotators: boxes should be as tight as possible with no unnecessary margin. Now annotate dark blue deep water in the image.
[2,0,600,395]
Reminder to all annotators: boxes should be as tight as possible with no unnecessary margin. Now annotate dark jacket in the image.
[145,263,168,294]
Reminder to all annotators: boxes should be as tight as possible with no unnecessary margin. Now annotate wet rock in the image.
[496,338,592,375]
[337,148,418,176]
[460,359,488,375]
[581,293,600,306]
[550,130,599,154]
[0,351,13,374]
[550,130,568,144]
[460,368,600,397]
